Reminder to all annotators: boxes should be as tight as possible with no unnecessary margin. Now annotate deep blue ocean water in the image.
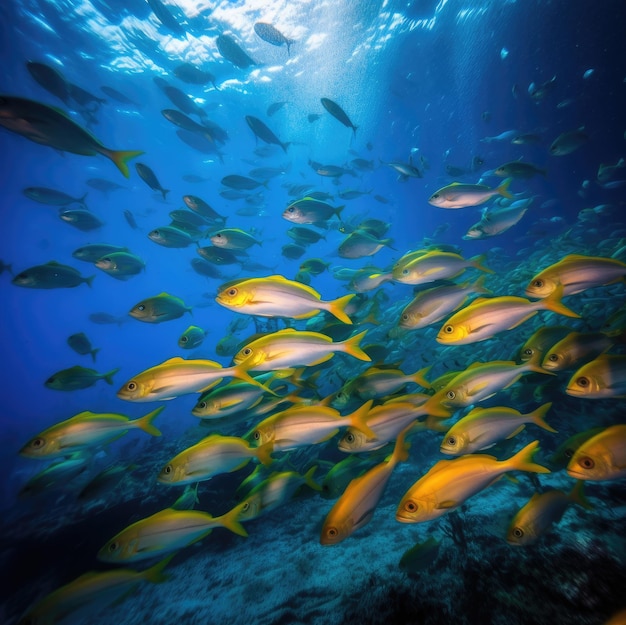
[1,1,625,624]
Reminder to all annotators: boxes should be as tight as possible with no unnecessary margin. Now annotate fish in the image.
[566,424,626,481]
[396,441,550,523]
[135,162,169,199]
[215,274,356,323]
[254,22,295,55]
[308,113,321,123]
[549,127,589,155]
[511,133,542,145]
[320,455,378,500]
[216,34,256,69]
[282,197,344,225]
[117,357,266,402]
[428,178,513,208]
[382,157,423,181]
[172,483,201,510]
[440,403,556,456]
[233,328,371,372]
[245,115,289,152]
[399,277,492,330]
[247,401,376,453]
[463,201,530,239]
[517,326,574,363]
[565,355,626,399]
[20,406,163,458]
[287,227,326,245]
[398,536,441,574]
[23,186,87,208]
[494,161,547,178]
[338,230,394,259]
[158,434,273,486]
[148,226,197,248]
[147,0,184,33]
[162,85,206,119]
[266,101,288,117]
[541,331,614,371]
[18,555,173,625]
[173,63,217,88]
[100,85,140,107]
[221,174,266,191]
[320,98,357,136]
[67,332,99,362]
[94,252,145,280]
[507,481,591,546]
[210,228,261,250]
[129,292,191,323]
[525,254,626,298]
[98,504,248,563]
[161,109,216,143]
[45,366,120,391]
[191,379,280,419]
[78,462,137,501]
[321,427,410,544]
[435,284,580,345]
[597,158,626,184]
[183,195,226,223]
[59,208,104,231]
[26,60,71,105]
[178,325,208,349]
[72,243,129,262]
[12,261,94,289]
[197,246,243,265]
[86,177,126,195]
[391,250,493,285]
[528,75,556,100]
[0,95,142,177]
[19,453,90,497]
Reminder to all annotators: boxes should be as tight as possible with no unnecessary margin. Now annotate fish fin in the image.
[342,330,371,362]
[507,440,551,474]
[328,293,355,324]
[497,177,514,199]
[84,275,96,288]
[104,368,120,384]
[136,406,165,436]
[529,402,557,433]
[197,379,223,393]
[308,354,335,366]
[569,480,593,510]
[217,502,249,537]
[411,365,432,388]
[346,399,377,439]
[232,366,277,395]
[435,500,459,510]
[256,441,274,466]
[161,189,170,200]
[469,254,495,274]
[303,465,322,491]
[542,283,581,318]
[109,150,144,178]
[90,348,100,363]
[143,553,176,583]
[505,425,526,440]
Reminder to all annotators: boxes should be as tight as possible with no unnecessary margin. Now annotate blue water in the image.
[1,0,625,623]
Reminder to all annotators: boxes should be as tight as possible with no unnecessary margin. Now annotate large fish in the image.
[12,261,94,289]
[245,115,289,152]
[0,95,143,177]
[216,34,256,68]
[566,425,626,481]
[565,354,626,399]
[321,98,358,136]
[428,179,513,208]
[254,22,295,55]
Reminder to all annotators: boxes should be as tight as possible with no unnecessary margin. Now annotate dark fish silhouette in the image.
[100,85,139,107]
[135,163,169,199]
[254,22,295,55]
[216,34,256,69]
[147,0,184,34]
[162,109,215,143]
[26,61,71,105]
[221,174,266,190]
[321,98,357,136]
[173,63,218,89]
[267,101,288,116]
[163,85,206,119]
[245,115,289,153]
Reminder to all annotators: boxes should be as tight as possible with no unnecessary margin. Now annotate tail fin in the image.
[469,253,495,274]
[346,399,377,439]
[90,347,100,363]
[109,149,144,178]
[231,366,277,395]
[136,406,165,436]
[542,283,581,318]
[103,368,120,385]
[568,480,593,510]
[497,177,514,199]
[341,330,371,362]
[216,502,249,537]
[329,293,355,324]
[255,441,274,466]
[528,402,557,433]
[161,189,170,200]
[506,440,551,474]
[303,465,322,491]
[84,274,96,288]
[143,553,176,584]
[410,365,432,389]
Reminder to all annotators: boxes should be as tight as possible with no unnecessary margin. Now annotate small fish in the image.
[45,366,120,391]
[266,101,288,116]
[59,208,104,231]
[338,230,394,259]
[320,97,357,136]
[382,158,422,181]
[494,161,547,178]
[124,209,138,229]
[72,243,128,263]
[19,453,90,497]
[197,246,243,265]
[565,355,626,399]
[528,75,556,100]
[566,424,626,481]
[254,22,295,55]
[95,251,145,281]
[221,174,266,191]
[463,201,530,239]
[183,195,226,223]
[282,197,344,226]
[428,178,513,208]
[399,536,440,574]
[129,292,191,323]
[135,163,169,199]
[178,325,208,349]
[23,186,88,208]
[12,261,94,289]
[67,332,100,362]
[549,127,588,155]
[216,34,257,69]
[392,250,493,285]
[148,226,196,248]
[172,483,201,510]
[210,228,261,250]
[245,115,289,153]
[541,331,614,371]
[26,60,71,105]
[173,63,218,88]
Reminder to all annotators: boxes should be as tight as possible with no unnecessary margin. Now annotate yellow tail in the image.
[215,501,249,537]
[346,399,377,439]
[528,402,557,433]
[136,406,165,436]
[542,283,581,318]
[109,149,144,178]
[342,330,371,361]
[329,293,355,324]
[497,177,514,199]
[507,440,551,474]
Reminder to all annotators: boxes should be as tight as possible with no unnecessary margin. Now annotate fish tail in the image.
[84,274,96,287]
[423,414,451,432]
[109,149,144,178]
[232,366,277,395]
[473,275,493,295]
[352,125,358,138]
[104,367,121,385]
[411,365,432,389]
[329,293,355,324]
[507,440,551,474]
[342,330,371,362]
[568,480,593,510]
[392,425,412,464]
[335,205,346,220]
[422,393,453,419]
[136,405,165,436]
[529,402,557,433]
[347,399,377,439]
[497,177,514,199]
[143,552,176,584]
[256,441,274,466]
[469,253,495,274]
[79,192,89,208]
[162,189,170,200]
[281,141,291,153]
[303,465,322,491]
[217,502,249,537]
[384,237,396,251]
[90,348,100,363]
[542,283,581,318]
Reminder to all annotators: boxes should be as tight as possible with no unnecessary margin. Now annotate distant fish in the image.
[494,161,547,178]
[163,85,206,120]
[254,22,296,55]
[95,251,146,280]
[100,85,140,107]
[67,332,100,362]
[267,101,288,116]
[178,325,208,349]
[26,61,71,106]
[173,62,218,89]
[216,34,257,69]
[124,209,138,229]
[382,157,422,181]
[87,177,126,194]
[135,162,169,199]
[221,174,266,190]
[128,292,192,323]
[147,0,184,34]
[59,208,104,232]
[45,365,120,391]
[320,97,357,136]
[0,95,143,177]
[12,261,94,289]
[528,75,556,100]
[245,115,289,152]
[549,127,589,156]
[23,186,88,209]
[308,113,321,123]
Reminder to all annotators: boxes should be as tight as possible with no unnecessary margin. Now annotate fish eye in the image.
[163,465,173,474]
[578,456,595,470]
[181,336,188,342]
[402,268,409,275]
[137,304,145,311]
[253,431,261,440]
[326,527,338,538]
[404,500,418,513]
[243,348,252,356]
[345,433,355,444]
[126,382,137,391]
[215,233,223,238]
[548,353,559,362]
[242,502,250,512]
[532,279,544,288]
[198,402,207,409]
[228,288,237,296]
[287,207,294,213]
[523,348,534,356]
[512,527,524,538]
[401,313,409,321]
[107,541,119,553]
[446,436,456,446]
[31,438,45,448]
[446,391,456,400]
[443,325,454,334]
[432,193,439,199]
[576,376,589,387]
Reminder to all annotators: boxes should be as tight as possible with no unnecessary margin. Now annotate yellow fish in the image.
[541,330,614,371]
[233,328,371,371]
[525,254,626,298]
[517,325,573,363]
[391,250,493,285]
[565,354,626,399]
[436,284,580,345]
[396,440,550,523]
[566,424,626,481]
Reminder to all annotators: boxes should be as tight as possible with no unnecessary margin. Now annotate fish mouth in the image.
[395,513,417,524]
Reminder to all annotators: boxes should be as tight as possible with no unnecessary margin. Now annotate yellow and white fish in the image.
[428,178,513,208]
[541,331,614,371]
[566,424,626,481]
[391,250,493,285]
[565,354,626,399]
